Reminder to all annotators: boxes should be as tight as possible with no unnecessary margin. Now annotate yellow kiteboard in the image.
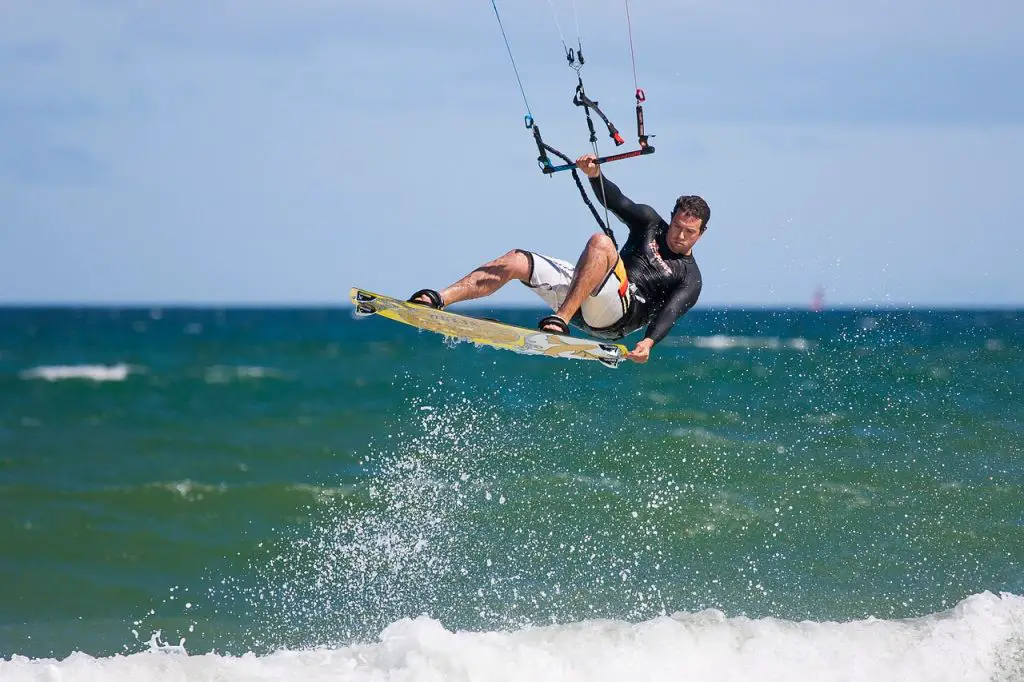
[350,288,627,368]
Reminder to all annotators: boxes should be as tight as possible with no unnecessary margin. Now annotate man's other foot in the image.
[538,315,570,335]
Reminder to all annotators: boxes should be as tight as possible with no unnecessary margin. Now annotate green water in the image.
[1,307,1021,658]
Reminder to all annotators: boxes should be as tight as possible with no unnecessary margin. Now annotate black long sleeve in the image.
[643,273,702,345]
[588,176,658,232]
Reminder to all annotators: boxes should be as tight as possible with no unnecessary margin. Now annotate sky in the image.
[2,0,1023,307]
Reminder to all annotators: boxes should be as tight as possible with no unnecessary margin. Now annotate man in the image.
[409,154,710,364]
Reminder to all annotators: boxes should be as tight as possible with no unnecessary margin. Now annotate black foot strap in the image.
[538,315,570,335]
[408,289,444,310]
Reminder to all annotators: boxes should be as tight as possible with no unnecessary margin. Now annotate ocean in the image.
[0,305,1021,681]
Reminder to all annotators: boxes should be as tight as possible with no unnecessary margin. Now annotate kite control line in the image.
[490,0,655,242]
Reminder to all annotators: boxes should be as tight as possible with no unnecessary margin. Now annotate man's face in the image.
[666,211,704,255]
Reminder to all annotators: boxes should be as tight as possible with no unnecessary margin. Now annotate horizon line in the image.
[0,301,1021,312]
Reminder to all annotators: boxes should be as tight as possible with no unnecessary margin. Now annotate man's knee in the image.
[492,249,532,282]
[586,233,617,260]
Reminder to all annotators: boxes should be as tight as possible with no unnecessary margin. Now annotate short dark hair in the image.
[672,195,710,232]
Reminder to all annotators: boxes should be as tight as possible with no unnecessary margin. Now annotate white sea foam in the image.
[18,363,135,382]
[2,592,1021,682]
[673,336,812,351]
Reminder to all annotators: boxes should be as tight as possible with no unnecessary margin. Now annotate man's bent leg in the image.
[413,250,532,307]
[549,233,618,328]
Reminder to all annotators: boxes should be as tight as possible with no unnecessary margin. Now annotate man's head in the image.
[666,195,710,255]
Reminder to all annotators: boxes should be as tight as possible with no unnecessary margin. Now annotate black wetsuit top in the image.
[575,176,702,343]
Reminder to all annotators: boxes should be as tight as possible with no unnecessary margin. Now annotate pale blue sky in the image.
[2,1,1022,307]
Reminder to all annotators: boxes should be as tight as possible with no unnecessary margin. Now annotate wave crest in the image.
[18,363,136,382]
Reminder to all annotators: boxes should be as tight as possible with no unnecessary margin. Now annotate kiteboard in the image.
[350,288,627,368]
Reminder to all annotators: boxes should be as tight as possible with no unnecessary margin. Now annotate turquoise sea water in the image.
[1,306,1022,680]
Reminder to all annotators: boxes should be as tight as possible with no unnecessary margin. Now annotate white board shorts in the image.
[520,250,632,330]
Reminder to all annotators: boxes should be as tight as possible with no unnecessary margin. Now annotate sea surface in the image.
[0,306,1022,681]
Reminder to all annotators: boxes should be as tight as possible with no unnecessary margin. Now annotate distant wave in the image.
[143,480,353,503]
[203,365,290,384]
[0,481,356,510]
[146,480,351,502]
[672,335,812,351]
[16,363,293,383]
[669,426,736,445]
[18,363,137,382]
[150,480,229,500]
[2,592,1020,681]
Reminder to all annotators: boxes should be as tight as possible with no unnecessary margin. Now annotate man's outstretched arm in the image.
[627,279,702,363]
